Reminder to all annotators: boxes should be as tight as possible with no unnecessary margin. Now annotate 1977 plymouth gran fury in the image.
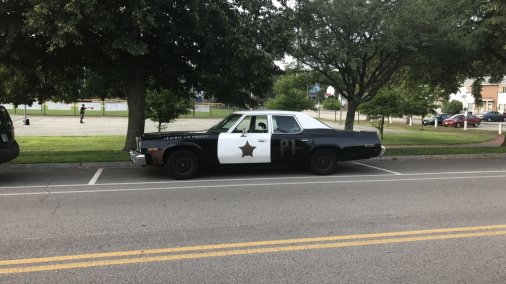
[130,110,385,179]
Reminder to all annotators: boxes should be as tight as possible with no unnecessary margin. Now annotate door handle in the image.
[258,139,266,142]
[301,139,309,142]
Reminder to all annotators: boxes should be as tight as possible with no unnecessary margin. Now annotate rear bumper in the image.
[129,150,146,166]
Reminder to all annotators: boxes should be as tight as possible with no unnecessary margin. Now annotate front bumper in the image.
[379,145,386,157]
[129,150,146,166]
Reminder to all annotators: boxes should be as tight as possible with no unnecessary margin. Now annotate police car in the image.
[130,110,385,179]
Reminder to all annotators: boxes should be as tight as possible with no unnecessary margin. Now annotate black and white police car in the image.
[130,110,385,179]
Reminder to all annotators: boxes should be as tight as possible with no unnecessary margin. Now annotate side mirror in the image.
[241,128,248,137]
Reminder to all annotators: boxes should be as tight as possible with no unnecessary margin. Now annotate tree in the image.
[145,88,192,133]
[0,0,289,150]
[469,0,506,79]
[265,74,315,111]
[322,97,340,111]
[284,0,482,131]
[359,88,404,139]
[442,101,464,115]
[322,97,340,121]
[401,85,440,129]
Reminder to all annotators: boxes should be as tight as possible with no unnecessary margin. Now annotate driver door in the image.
[217,115,271,164]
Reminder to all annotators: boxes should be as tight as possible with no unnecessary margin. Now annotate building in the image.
[450,78,506,114]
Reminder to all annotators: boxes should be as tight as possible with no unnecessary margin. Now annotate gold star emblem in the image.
[239,141,256,157]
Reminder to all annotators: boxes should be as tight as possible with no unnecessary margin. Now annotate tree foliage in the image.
[145,88,192,133]
[442,100,464,115]
[265,74,315,111]
[359,88,404,139]
[322,97,340,111]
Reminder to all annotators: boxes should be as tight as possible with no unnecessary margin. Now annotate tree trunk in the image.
[123,70,147,151]
[344,99,358,131]
[380,115,385,140]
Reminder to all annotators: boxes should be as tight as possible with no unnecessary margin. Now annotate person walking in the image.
[80,104,93,123]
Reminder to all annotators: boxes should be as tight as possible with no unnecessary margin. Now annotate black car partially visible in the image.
[0,105,19,164]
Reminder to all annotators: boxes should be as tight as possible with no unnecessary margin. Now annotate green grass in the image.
[381,129,497,145]
[14,136,128,164]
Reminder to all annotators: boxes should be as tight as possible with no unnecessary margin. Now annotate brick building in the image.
[450,78,506,114]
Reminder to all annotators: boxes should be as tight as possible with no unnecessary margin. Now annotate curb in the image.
[380,153,506,161]
[0,161,134,170]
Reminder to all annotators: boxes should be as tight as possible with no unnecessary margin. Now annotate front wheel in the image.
[309,148,338,175]
[455,122,461,128]
[166,150,199,179]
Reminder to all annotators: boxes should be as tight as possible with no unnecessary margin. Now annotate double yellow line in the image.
[2,224,506,275]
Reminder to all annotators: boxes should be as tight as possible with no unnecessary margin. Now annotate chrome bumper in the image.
[129,150,147,166]
[378,145,386,158]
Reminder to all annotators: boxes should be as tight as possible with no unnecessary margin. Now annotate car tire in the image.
[456,122,461,128]
[487,117,492,122]
[309,148,338,175]
[166,149,199,179]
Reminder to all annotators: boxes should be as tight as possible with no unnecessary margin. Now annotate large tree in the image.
[285,0,480,131]
[0,0,288,150]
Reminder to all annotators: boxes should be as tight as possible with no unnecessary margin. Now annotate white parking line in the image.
[352,162,403,175]
[88,168,103,185]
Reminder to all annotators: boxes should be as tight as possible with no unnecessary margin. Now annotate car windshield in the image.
[208,113,242,133]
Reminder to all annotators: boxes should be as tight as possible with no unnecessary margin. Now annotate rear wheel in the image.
[309,148,338,175]
[166,150,199,179]
[455,122,461,128]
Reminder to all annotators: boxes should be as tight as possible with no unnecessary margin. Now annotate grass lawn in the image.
[14,136,127,164]
[381,126,498,145]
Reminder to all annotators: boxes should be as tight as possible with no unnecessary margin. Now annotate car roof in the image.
[233,110,331,129]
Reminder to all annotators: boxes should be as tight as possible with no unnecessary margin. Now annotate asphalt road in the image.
[1,159,506,283]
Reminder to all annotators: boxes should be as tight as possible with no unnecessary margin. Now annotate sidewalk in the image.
[11,115,222,136]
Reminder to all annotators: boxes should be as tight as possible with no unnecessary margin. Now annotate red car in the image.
[442,114,480,128]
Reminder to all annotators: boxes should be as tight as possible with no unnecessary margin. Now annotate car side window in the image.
[273,115,301,134]
[232,115,269,133]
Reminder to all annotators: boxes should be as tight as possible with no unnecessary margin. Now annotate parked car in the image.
[422,113,451,126]
[130,110,385,179]
[476,111,505,122]
[442,114,481,128]
[0,105,20,164]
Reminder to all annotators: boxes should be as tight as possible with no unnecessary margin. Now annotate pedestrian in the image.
[80,104,93,123]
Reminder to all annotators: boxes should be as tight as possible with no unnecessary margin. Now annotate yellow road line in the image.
[1,229,506,275]
[2,224,506,267]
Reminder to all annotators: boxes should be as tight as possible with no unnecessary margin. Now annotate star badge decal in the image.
[239,141,256,157]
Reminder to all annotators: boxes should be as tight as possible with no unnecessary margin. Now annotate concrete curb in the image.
[380,153,506,161]
[0,161,134,170]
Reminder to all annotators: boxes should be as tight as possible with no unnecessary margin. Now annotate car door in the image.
[270,115,312,165]
[217,115,271,164]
